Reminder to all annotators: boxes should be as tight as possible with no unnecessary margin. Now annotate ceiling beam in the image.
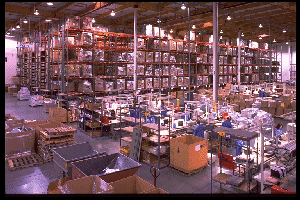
[76,2,109,17]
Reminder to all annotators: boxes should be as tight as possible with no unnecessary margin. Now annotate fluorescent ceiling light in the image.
[220,29,223,34]
[110,10,115,16]
[181,3,186,10]
[192,25,196,29]
[47,2,53,6]
[282,29,286,33]
[23,17,28,23]
[259,24,263,28]
[34,9,39,15]
[227,15,231,21]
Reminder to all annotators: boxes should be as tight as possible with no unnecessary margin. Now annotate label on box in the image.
[195,144,201,151]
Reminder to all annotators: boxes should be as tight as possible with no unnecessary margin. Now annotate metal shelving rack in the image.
[211,126,259,194]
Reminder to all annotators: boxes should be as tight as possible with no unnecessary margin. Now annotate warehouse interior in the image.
[5,2,296,195]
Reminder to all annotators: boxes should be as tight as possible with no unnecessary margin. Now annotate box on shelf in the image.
[145,52,153,62]
[80,17,93,30]
[170,135,207,173]
[137,65,144,75]
[145,78,152,89]
[94,78,105,92]
[127,64,134,76]
[117,79,125,90]
[137,51,145,63]
[106,82,114,91]
[109,175,155,194]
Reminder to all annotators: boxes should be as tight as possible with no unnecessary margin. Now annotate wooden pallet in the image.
[169,163,208,176]
[7,153,44,170]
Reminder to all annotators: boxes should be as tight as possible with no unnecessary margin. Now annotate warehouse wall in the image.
[275,41,296,82]
[5,38,18,85]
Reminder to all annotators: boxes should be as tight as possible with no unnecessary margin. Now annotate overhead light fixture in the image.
[181,3,186,10]
[220,35,223,39]
[45,19,52,22]
[16,24,20,29]
[192,24,196,29]
[273,39,276,42]
[259,36,262,40]
[282,29,286,33]
[11,27,15,31]
[170,29,173,33]
[157,18,161,23]
[34,9,39,15]
[23,17,28,24]
[286,41,289,44]
[220,29,223,34]
[110,10,115,16]
[226,14,231,21]
[259,24,263,28]
[47,2,53,6]
[241,32,244,37]
[92,18,96,23]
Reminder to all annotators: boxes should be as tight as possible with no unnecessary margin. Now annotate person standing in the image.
[274,123,283,142]
[193,120,205,138]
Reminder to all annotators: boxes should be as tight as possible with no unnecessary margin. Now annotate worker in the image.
[222,116,233,128]
[274,123,283,142]
[193,120,205,138]
[222,116,233,147]
[236,139,245,156]
[161,100,167,116]
[259,89,264,99]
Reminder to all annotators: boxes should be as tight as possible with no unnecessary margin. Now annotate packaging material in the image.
[106,81,114,91]
[109,175,155,194]
[17,87,30,100]
[49,107,67,123]
[5,126,35,158]
[94,78,105,92]
[30,95,44,107]
[44,98,57,113]
[170,135,207,172]
[80,17,93,30]
[137,51,145,63]
[127,64,134,76]
[61,175,113,194]
[78,80,92,93]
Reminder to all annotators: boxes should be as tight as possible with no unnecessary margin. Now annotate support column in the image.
[133,8,137,91]
[237,30,241,84]
[188,3,191,101]
[213,2,218,104]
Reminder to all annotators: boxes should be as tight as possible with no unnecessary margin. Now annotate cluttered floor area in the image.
[5,93,295,194]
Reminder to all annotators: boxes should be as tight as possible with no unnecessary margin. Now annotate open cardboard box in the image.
[109,175,155,194]
[60,175,113,194]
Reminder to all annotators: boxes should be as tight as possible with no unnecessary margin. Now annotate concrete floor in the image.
[5,93,295,194]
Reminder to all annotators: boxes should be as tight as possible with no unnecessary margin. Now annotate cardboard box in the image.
[5,126,35,158]
[109,175,155,194]
[268,100,278,108]
[283,108,292,114]
[49,107,67,123]
[170,135,207,172]
[276,107,284,116]
[281,94,292,104]
[261,100,269,108]
[61,175,113,194]
[243,94,251,99]
[47,176,70,194]
[268,108,276,117]
[291,100,296,111]
[141,188,168,194]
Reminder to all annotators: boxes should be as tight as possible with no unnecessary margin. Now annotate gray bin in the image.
[52,142,106,175]
[70,153,141,182]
